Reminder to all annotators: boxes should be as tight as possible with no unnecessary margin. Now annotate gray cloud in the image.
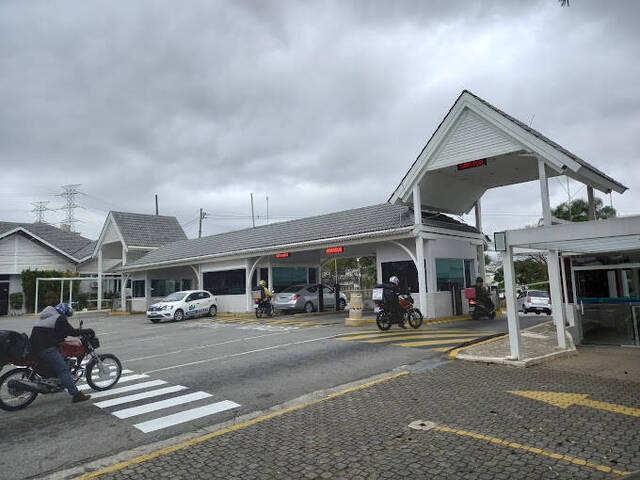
[1,0,638,240]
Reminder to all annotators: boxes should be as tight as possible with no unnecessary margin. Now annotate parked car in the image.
[273,284,347,313]
[517,289,551,315]
[146,290,217,323]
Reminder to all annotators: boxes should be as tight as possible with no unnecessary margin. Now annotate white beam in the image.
[502,246,522,360]
[412,184,422,226]
[587,186,596,221]
[120,245,127,312]
[547,249,567,349]
[475,200,485,281]
[415,236,427,317]
[538,158,552,227]
[97,248,103,310]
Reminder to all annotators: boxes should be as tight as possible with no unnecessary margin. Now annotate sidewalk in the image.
[61,348,639,480]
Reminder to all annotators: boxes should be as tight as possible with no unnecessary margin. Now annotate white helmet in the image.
[389,276,399,286]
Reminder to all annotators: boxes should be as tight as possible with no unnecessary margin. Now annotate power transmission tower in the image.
[31,201,50,223]
[56,184,85,232]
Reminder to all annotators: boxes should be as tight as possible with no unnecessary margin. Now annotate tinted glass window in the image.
[199,292,210,299]
[203,269,246,295]
[528,291,548,297]
[185,293,198,302]
[132,280,145,298]
[381,261,419,293]
[435,259,464,292]
[162,291,187,302]
[307,285,318,293]
[282,285,305,293]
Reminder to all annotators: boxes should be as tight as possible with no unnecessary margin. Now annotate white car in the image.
[517,289,551,315]
[146,290,217,323]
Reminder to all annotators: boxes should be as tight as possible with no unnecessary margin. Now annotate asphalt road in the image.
[0,311,546,479]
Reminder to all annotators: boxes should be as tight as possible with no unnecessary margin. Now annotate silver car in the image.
[517,289,552,315]
[273,284,348,313]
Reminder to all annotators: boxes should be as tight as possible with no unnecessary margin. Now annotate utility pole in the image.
[198,208,205,238]
[56,184,84,232]
[250,193,255,228]
[155,194,159,215]
[31,201,50,223]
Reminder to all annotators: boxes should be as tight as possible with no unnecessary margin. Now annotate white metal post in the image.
[60,279,64,303]
[547,249,567,349]
[69,279,73,307]
[424,240,437,319]
[475,200,485,281]
[538,159,552,227]
[268,260,274,291]
[145,271,150,310]
[413,185,428,317]
[560,254,573,326]
[587,186,596,221]
[97,248,103,310]
[503,246,522,360]
[120,245,127,312]
[35,278,39,314]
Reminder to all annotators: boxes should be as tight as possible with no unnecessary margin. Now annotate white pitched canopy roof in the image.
[389,90,627,215]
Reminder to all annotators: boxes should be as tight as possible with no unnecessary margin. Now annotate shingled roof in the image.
[0,222,95,261]
[110,212,187,248]
[125,203,479,269]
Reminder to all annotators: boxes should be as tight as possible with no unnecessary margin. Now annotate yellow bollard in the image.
[345,293,366,327]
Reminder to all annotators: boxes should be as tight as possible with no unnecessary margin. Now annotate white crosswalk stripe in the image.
[113,391,212,419]
[86,368,241,434]
[133,400,241,433]
[94,385,188,408]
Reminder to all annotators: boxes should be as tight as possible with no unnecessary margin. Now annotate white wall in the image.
[433,291,453,317]
[0,234,75,274]
[375,240,416,284]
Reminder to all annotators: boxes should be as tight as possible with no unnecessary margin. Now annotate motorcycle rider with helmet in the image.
[29,302,93,403]
[473,276,495,319]
[384,276,407,329]
[256,280,273,314]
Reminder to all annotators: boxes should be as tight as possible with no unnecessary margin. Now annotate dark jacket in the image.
[30,306,81,354]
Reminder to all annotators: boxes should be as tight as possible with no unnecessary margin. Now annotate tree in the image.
[494,256,548,289]
[551,197,616,223]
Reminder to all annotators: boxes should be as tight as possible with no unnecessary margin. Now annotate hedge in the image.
[21,269,80,313]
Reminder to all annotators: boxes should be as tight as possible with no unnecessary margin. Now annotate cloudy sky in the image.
[1,0,638,241]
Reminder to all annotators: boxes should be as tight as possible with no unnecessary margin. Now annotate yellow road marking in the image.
[73,371,410,480]
[361,334,483,344]
[433,425,630,476]
[508,391,640,417]
[447,334,506,359]
[336,330,491,341]
[393,338,478,347]
[343,328,492,335]
[432,347,452,352]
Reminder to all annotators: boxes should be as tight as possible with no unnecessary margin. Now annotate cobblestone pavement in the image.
[90,360,639,480]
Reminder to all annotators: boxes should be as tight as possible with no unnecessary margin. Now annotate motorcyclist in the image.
[474,277,495,312]
[385,276,406,329]
[257,280,273,313]
[29,302,92,403]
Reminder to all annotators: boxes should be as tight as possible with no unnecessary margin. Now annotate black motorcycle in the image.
[469,298,496,320]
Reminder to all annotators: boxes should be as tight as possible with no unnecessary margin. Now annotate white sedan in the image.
[146,290,218,323]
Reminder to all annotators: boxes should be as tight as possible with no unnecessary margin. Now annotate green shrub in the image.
[75,292,89,310]
[20,269,79,312]
[9,292,23,310]
[43,291,60,308]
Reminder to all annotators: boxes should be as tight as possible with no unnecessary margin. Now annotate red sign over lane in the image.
[457,158,487,170]
[325,246,344,254]
[275,252,290,258]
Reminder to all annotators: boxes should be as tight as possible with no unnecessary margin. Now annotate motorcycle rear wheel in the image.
[408,309,423,329]
[0,368,38,411]
[86,354,122,391]
[376,311,391,331]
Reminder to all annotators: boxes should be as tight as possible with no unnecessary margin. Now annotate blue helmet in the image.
[55,302,73,317]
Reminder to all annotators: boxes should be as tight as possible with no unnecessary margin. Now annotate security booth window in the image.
[380,261,419,293]
[272,267,308,292]
[181,279,192,291]
[435,258,465,292]
[203,269,246,295]
[251,268,270,287]
[132,280,145,298]
[150,279,182,297]
[464,259,474,287]
[308,267,317,284]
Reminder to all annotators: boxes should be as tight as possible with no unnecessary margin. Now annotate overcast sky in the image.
[1,0,638,241]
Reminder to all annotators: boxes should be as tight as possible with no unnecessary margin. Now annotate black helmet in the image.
[475,277,484,283]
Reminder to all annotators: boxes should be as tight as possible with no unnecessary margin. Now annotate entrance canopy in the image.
[389,90,627,215]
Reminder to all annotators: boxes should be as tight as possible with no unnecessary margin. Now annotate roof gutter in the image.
[122,226,415,272]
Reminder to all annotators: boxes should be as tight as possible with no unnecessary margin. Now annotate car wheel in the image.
[304,302,314,314]
[338,298,347,311]
[173,309,184,322]
[209,305,217,317]
[149,318,161,324]
[546,310,551,316]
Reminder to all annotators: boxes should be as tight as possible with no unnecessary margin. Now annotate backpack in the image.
[0,330,31,365]
[251,286,265,300]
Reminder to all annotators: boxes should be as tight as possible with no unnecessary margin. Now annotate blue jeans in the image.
[37,347,79,396]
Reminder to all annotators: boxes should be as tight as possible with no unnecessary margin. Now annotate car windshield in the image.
[162,292,187,302]
[281,285,305,293]
[528,291,548,297]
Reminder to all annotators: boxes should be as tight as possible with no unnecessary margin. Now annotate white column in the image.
[97,248,103,310]
[502,246,522,359]
[547,249,567,349]
[413,185,428,317]
[424,240,437,319]
[621,270,630,297]
[60,279,64,303]
[145,271,150,310]
[268,260,274,291]
[559,254,573,327]
[246,259,252,313]
[587,186,596,221]
[538,159,552,226]
[69,279,73,307]
[198,264,202,290]
[632,269,640,298]
[475,200,485,281]
[120,245,127,312]
[35,278,39,314]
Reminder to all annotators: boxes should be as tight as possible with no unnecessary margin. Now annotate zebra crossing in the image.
[211,317,335,327]
[78,367,240,434]
[334,328,495,351]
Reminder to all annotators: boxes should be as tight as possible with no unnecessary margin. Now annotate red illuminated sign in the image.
[457,158,487,170]
[325,246,344,254]
[275,252,290,258]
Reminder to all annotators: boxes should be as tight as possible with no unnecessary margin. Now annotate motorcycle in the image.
[0,321,122,411]
[374,296,422,331]
[469,297,496,320]
[254,298,275,318]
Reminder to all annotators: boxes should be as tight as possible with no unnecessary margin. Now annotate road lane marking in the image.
[123,332,287,362]
[343,329,494,335]
[113,392,213,419]
[78,374,149,391]
[73,371,408,479]
[433,425,630,476]
[143,334,340,374]
[94,386,188,408]
[508,390,640,417]
[393,338,480,347]
[89,380,168,399]
[133,400,240,433]
[359,334,484,343]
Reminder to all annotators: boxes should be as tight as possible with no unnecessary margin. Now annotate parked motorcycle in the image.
[0,321,122,411]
